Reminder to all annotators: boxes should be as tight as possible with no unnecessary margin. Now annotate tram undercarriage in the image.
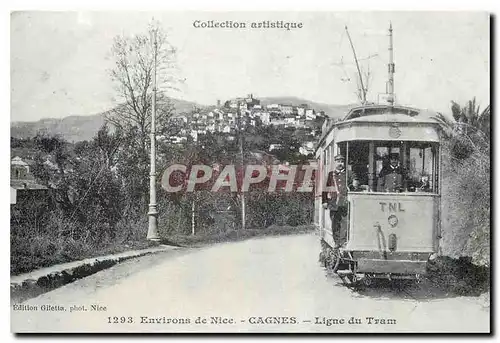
[319,239,427,287]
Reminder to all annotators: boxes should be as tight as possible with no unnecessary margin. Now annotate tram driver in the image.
[322,154,350,248]
[377,153,407,192]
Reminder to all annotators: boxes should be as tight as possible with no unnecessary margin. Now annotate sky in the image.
[10,11,490,122]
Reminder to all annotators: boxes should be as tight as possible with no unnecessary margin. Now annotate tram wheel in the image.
[331,248,342,273]
[339,272,358,286]
[362,275,373,287]
[347,273,358,284]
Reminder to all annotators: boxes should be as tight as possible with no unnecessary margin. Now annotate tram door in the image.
[319,149,326,238]
[324,145,333,234]
[316,149,323,238]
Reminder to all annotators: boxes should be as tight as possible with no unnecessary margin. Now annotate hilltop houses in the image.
[166,95,326,145]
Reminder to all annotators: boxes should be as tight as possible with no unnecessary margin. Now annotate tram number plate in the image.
[379,202,405,212]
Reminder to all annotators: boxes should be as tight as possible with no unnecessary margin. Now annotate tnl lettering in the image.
[379,202,405,212]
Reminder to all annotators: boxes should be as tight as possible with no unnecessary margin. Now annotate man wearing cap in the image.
[322,154,350,247]
[377,153,406,192]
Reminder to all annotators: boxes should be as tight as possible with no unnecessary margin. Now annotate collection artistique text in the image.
[193,20,303,30]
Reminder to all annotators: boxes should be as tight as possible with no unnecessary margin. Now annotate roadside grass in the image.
[162,224,315,247]
[426,256,490,297]
[10,237,158,276]
[11,225,314,276]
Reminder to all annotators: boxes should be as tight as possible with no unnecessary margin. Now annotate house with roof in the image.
[10,156,48,205]
[266,104,280,110]
[305,109,317,120]
[279,104,294,115]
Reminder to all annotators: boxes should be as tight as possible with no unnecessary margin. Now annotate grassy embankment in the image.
[11,225,314,276]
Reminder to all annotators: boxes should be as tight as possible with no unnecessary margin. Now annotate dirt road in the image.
[11,233,489,333]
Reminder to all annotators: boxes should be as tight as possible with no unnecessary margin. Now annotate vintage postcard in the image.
[10,11,490,333]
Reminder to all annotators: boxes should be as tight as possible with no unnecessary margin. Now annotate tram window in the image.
[375,146,400,175]
[370,141,437,193]
[345,140,438,193]
[346,141,370,189]
[408,145,436,193]
[375,147,388,175]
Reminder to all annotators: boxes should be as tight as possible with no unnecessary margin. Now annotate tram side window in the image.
[346,141,370,191]
[407,145,437,193]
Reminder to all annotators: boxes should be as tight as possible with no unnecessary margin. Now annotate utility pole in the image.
[345,26,367,105]
[238,103,246,230]
[147,29,160,241]
[190,107,200,236]
[191,200,196,235]
[387,22,395,106]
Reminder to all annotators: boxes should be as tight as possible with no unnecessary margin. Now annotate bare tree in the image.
[106,20,178,152]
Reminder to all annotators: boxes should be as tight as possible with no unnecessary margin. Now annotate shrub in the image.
[441,144,490,266]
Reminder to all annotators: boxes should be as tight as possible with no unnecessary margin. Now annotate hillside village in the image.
[10,94,332,208]
[167,94,328,156]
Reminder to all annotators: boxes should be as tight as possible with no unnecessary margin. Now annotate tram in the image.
[314,104,443,284]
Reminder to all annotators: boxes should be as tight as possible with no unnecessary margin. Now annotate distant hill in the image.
[11,98,205,142]
[258,96,355,119]
[11,97,353,142]
[11,114,106,143]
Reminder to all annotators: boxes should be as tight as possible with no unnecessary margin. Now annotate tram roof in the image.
[341,104,440,122]
[343,112,440,125]
[316,104,443,150]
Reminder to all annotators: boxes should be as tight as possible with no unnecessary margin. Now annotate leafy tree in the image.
[449,97,490,137]
[31,134,75,214]
[433,98,491,266]
[33,133,69,175]
[434,98,490,160]
[477,105,491,139]
[451,97,480,125]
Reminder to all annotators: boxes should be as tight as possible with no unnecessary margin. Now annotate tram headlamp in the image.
[388,233,397,252]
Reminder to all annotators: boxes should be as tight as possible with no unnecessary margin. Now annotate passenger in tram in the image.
[349,174,369,192]
[416,173,432,192]
[377,153,407,192]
